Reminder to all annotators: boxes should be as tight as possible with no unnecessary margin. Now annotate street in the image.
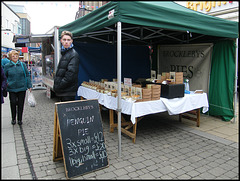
[1,89,239,179]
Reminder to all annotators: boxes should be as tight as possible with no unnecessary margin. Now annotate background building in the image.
[3,2,41,63]
[75,1,109,19]
[6,4,31,47]
[175,1,239,22]
[1,2,21,55]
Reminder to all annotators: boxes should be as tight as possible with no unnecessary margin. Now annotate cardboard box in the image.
[142,88,151,94]
[160,84,184,99]
[175,72,183,77]
[152,89,161,94]
[152,94,160,97]
[152,90,161,95]
[175,72,183,84]
[143,95,151,99]
[142,94,151,99]
[151,84,161,89]
[175,80,183,84]
[142,88,151,100]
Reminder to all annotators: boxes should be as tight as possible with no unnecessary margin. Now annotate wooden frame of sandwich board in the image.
[53,104,63,162]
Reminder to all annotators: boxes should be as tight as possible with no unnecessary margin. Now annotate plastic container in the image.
[184,79,190,91]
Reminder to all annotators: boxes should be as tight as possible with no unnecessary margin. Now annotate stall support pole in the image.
[232,38,238,124]
[54,26,60,72]
[117,21,122,157]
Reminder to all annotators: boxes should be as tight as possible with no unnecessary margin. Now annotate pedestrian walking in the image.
[1,54,10,68]
[3,50,32,125]
[1,66,7,104]
[53,30,80,102]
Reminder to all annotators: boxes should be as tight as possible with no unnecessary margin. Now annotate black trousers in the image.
[9,91,26,122]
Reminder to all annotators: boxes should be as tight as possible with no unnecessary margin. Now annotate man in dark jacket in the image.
[53,31,80,102]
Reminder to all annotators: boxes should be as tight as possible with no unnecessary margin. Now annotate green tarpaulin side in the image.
[209,40,236,121]
[59,1,238,39]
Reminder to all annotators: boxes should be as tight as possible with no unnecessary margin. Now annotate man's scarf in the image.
[61,43,73,52]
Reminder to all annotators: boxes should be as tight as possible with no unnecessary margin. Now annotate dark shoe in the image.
[18,120,22,125]
[11,120,16,125]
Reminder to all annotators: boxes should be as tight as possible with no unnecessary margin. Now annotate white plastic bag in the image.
[27,90,36,107]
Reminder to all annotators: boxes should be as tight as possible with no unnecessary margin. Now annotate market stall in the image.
[59,1,238,155]
[78,86,209,143]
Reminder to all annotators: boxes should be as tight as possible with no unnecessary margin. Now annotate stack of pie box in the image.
[142,88,152,101]
[175,72,184,84]
[150,84,161,100]
[143,84,161,101]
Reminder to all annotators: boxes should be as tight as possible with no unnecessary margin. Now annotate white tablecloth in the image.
[78,86,209,124]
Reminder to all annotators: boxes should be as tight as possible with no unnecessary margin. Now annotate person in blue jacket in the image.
[4,50,32,125]
[1,54,10,68]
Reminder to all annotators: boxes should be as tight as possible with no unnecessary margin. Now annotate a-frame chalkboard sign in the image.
[53,99,109,179]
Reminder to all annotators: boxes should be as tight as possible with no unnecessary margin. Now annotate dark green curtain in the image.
[209,40,236,121]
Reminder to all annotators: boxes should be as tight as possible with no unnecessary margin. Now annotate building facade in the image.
[1,2,21,55]
[175,1,239,22]
[6,3,31,47]
[75,1,109,19]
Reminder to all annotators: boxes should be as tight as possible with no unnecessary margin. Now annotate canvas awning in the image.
[59,1,238,40]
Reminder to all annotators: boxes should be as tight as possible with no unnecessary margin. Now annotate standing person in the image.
[1,54,10,68]
[53,30,80,102]
[1,67,7,104]
[4,50,32,125]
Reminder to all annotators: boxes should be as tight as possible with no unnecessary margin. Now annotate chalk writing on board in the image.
[67,116,94,127]
[66,105,94,112]
[65,131,107,168]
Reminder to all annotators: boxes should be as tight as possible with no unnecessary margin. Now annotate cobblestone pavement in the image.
[13,90,239,179]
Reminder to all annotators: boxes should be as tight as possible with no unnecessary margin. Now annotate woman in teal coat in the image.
[4,50,32,125]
